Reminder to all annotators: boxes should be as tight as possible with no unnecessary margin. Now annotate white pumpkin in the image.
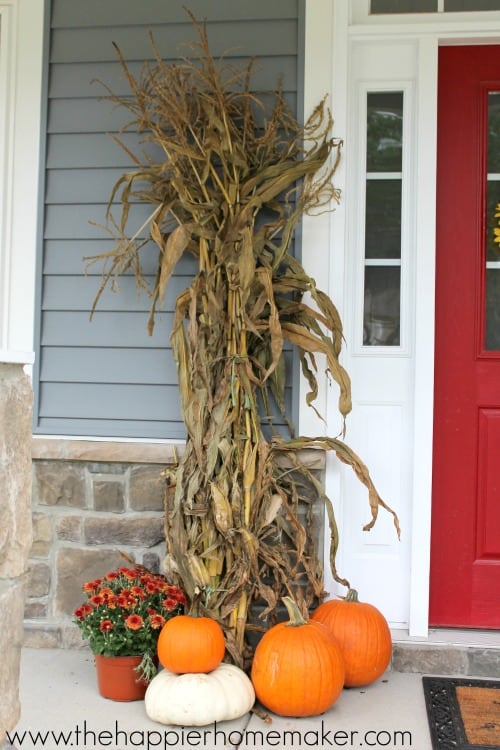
[145,663,255,726]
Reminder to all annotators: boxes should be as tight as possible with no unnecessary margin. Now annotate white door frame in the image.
[302,0,500,636]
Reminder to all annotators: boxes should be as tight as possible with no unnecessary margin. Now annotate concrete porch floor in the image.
[8,628,500,749]
[8,648,433,750]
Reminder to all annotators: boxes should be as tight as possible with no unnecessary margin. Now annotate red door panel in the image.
[430,45,500,628]
[476,410,500,559]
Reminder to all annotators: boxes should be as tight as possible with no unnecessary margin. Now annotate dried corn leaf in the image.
[260,493,283,529]
[90,13,399,668]
[210,480,233,536]
[157,224,191,306]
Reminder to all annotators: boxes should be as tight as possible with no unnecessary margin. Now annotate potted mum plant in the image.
[73,565,186,701]
[87,12,400,669]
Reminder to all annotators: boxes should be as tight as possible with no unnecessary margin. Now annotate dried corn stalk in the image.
[87,12,400,668]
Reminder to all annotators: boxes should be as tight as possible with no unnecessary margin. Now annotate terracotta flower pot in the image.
[94,654,150,701]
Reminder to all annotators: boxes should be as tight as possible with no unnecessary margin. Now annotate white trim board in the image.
[0,0,44,354]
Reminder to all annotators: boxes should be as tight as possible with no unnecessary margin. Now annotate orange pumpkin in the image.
[311,589,392,687]
[157,614,225,674]
[250,597,345,717]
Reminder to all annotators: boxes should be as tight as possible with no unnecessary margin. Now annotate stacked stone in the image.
[25,448,327,653]
[0,363,33,746]
[25,460,168,649]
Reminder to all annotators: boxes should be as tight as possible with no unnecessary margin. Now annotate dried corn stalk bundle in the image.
[87,13,400,667]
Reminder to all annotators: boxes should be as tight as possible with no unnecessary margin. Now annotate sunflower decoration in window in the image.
[494,203,500,246]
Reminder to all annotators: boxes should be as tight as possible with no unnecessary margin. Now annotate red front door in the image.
[430,45,500,628]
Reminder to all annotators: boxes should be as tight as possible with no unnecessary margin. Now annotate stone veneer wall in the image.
[25,441,180,649]
[25,441,325,649]
[0,363,33,746]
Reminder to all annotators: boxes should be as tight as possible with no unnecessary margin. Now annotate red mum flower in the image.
[149,613,165,630]
[118,589,137,609]
[164,587,186,606]
[124,614,144,631]
[145,581,159,594]
[99,619,114,632]
[74,603,93,620]
[130,586,147,600]
[83,578,102,592]
[90,594,104,607]
[168,586,186,605]
[121,569,138,581]
[99,587,115,600]
[163,597,180,612]
[104,571,119,581]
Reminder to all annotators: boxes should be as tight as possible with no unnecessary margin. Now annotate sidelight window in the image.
[485,92,500,350]
[363,92,404,346]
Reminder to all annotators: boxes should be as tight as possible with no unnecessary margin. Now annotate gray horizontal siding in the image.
[40,312,173,347]
[50,21,299,63]
[36,418,187,440]
[40,346,293,385]
[39,383,183,420]
[34,0,303,439]
[43,240,197,275]
[43,237,196,277]
[45,170,130,203]
[40,347,178,383]
[48,57,297,98]
[47,93,298,134]
[51,0,299,28]
[45,134,162,170]
[42,276,187,311]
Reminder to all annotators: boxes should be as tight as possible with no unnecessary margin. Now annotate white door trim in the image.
[303,0,500,636]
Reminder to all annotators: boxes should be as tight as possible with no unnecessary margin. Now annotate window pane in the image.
[445,0,500,10]
[488,93,500,173]
[485,270,500,349]
[367,93,403,172]
[365,180,402,259]
[487,181,500,263]
[363,267,401,345]
[371,0,437,12]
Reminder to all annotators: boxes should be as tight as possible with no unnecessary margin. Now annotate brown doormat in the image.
[423,676,500,749]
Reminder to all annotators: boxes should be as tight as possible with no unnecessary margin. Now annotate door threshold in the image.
[392,627,500,648]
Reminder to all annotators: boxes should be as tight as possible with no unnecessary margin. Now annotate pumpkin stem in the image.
[281,596,308,626]
[345,588,359,603]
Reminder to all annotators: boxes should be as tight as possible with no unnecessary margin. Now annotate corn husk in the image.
[87,12,400,668]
